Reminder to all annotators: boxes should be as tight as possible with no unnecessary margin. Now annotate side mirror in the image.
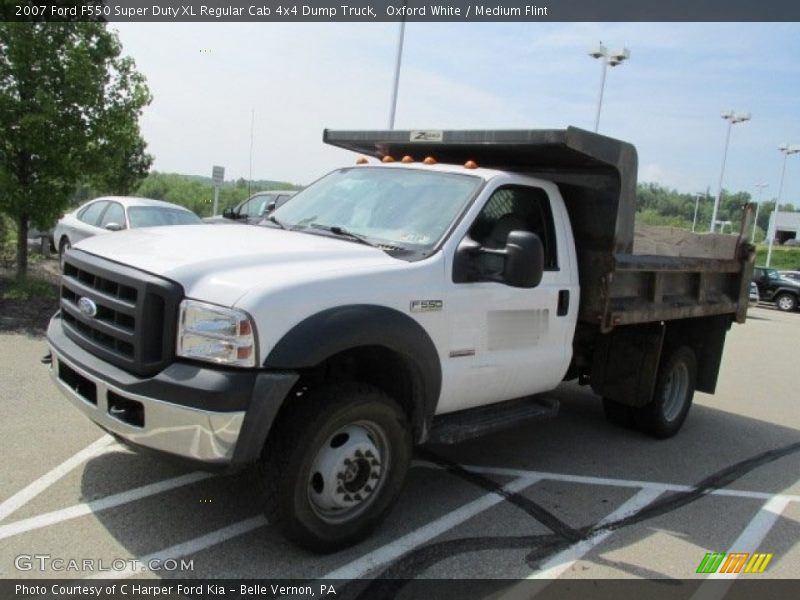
[452,230,544,288]
[222,208,235,219]
[105,223,123,231]
[265,201,276,213]
[504,231,544,288]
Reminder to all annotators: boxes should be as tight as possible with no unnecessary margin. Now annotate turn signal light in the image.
[401,155,414,163]
[382,155,396,163]
[464,160,478,169]
[423,156,437,165]
[355,157,368,165]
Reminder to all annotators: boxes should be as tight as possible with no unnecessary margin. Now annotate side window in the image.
[78,201,109,226]
[99,202,126,229]
[469,185,558,270]
[244,195,274,218]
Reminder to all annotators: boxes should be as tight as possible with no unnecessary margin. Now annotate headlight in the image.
[177,300,257,367]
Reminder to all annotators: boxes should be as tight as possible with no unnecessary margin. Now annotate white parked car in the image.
[54,197,201,266]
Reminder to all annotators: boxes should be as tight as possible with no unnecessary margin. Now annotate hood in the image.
[74,224,401,306]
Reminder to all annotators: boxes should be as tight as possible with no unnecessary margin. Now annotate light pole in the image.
[710,111,750,233]
[388,2,407,129]
[752,182,768,242]
[766,144,800,267]
[692,191,705,232]
[588,42,630,133]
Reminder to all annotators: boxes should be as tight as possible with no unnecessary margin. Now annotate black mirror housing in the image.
[222,208,235,219]
[504,231,544,288]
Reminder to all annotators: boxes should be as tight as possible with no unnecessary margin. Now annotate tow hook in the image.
[41,352,52,365]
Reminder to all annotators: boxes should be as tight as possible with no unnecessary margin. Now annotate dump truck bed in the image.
[324,127,755,331]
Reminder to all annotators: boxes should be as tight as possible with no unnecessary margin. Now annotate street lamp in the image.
[692,192,705,232]
[752,183,768,241]
[766,144,800,266]
[588,42,631,133]
[710,110,751,233]
[388,1,408,129]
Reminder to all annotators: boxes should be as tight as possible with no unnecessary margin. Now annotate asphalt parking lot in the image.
[1,304,798,593]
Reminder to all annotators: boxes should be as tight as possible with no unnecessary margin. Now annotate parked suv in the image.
[204,190,296,225]
[752,266,800,311]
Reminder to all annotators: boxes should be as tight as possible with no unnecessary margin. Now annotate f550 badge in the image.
[410,300,443,313]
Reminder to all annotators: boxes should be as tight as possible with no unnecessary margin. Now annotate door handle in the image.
[557,290,570,316]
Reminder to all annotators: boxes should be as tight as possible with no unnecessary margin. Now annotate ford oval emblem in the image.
[78,297,98,318]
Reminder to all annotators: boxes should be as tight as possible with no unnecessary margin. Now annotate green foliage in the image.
[0,22,152,277]
[134,172,299,217]
[2,274,56,300]
[754,245,800,271]
[635,183,796,237]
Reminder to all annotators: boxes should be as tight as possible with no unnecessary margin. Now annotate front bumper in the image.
[46,313,297,469]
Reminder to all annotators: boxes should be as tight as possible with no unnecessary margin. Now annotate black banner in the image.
[3,0,800,22]
[4,579,800,600]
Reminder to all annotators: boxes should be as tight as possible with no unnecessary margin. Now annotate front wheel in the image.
[775,293,797,312]
[633,346,697,439]
[258,382,412,553]
[58,238,71,270]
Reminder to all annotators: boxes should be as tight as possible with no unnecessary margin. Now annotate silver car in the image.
[54,196,201,266]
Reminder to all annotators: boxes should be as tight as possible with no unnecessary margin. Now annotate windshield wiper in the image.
[265,215,286,229]
[309,224,379,248]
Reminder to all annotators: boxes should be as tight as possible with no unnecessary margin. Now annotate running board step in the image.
[427,396,559,444]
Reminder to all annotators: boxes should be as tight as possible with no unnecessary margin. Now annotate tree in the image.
[0,22,152,277]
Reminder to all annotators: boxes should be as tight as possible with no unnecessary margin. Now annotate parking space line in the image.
[86,515,268,579]
[0,435,117,523]
[527,487,663,581]
[0,472,213,541]
[458,465,800,503]
[321,475,541,580]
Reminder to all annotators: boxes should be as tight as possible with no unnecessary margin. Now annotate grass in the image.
[753,245,800,270]
[2,274,58,301]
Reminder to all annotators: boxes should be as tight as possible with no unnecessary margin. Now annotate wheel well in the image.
[288,345,425,442]
[59,235,70,251]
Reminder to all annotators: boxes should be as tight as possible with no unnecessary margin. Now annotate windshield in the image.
[128,207,201,228]
[271,167,482,254]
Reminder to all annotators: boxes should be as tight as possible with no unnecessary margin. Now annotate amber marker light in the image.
[423,156,437,165]
[382,155,396,163]
[355,157,369,165]
[464,160,478,169]
[401,155,415,163]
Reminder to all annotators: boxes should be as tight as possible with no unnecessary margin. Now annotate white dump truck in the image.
[46,128,755,552]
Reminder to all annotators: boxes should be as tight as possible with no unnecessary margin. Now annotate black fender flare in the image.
[264,304,442,441]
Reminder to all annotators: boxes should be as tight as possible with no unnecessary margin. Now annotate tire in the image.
[258,382,412,553]
[775,293,797,312]
[58,238,71,270]
[633,346,697,439]
[602,397,635,428]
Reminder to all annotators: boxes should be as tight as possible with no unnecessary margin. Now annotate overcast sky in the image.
[113,22,800,205]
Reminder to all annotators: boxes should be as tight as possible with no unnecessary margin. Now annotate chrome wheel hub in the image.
[308,423,388,523]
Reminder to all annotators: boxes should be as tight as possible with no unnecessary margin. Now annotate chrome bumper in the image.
[48,347,245,464]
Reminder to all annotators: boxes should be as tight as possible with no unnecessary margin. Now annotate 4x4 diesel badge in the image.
[77,297,98,318]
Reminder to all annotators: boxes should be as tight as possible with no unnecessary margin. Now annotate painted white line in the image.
[0,472,213,540]
[527,487,663,580]
[457,464,800,503]
[86,515,268,579]
[0,435,116,523]
[322,475,541,580]
[690,493,792,600]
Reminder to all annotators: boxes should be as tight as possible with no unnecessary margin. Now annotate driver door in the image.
[438,183,574,414]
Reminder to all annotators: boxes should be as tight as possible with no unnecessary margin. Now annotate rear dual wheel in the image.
[603,346,697,439]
